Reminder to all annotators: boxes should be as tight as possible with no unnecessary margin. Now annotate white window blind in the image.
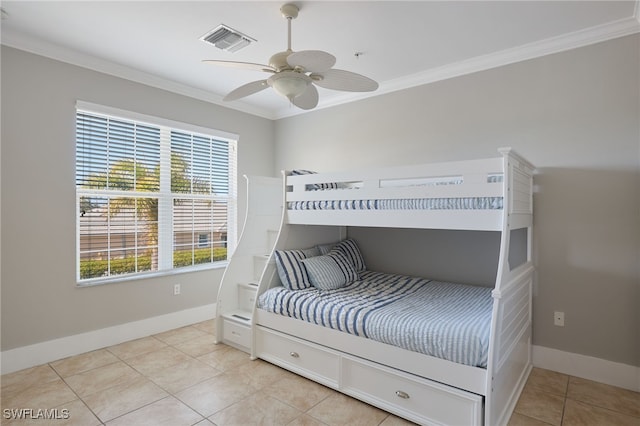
[75,103,237,284]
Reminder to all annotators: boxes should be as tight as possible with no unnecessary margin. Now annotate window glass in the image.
[76,106,236,284]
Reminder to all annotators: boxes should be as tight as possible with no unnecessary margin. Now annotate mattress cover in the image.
[257,270,493,367]
[287,197,503,211]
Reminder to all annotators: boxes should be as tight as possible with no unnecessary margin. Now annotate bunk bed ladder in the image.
[215,175,282,353]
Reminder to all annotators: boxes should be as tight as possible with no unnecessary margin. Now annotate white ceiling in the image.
[2,1,639,120]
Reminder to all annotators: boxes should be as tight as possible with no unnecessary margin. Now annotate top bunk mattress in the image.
[257,270,493,368]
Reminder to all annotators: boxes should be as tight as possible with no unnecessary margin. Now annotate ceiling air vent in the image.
[200,24,256,53]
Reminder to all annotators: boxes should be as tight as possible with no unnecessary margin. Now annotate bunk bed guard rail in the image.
[284,147,533,231]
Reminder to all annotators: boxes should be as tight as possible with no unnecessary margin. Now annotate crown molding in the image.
[0,31,278,120]
[275,15,640,119]
[3,13,639,122]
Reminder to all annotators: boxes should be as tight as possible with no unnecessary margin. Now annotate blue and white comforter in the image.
[257,270,493,367]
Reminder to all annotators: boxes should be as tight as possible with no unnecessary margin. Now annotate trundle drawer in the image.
[342,357,483,426]
[255,327,340,387]
[223,319,251,349]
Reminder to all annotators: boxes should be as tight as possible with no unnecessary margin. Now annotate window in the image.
[198,234,210,248]
[75,102,237,284]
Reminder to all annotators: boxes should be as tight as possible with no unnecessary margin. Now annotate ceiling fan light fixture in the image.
[268,71,311,101]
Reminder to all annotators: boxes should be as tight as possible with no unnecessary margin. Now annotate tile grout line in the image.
[104,395,181,425]
[559,395,567,426]
[565,375,640,419]
[48,361,105,426]
[559,378,568,426]
[99,336,213,424]
[110,336,216,423]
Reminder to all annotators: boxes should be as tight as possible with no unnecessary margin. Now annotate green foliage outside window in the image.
[80,247,228,279]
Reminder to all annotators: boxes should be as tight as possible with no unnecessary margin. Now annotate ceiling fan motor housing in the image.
[269,50,293,71]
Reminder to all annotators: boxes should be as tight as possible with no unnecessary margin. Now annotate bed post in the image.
[485,148,535,426]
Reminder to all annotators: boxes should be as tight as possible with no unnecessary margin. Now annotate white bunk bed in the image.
[244,148,534,426]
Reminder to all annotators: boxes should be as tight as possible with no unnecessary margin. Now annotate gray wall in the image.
[1,46,276,351]
[274,35,640,367]
[348,227,501,287]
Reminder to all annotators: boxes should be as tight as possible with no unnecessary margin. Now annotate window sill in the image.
[76,261,229,288]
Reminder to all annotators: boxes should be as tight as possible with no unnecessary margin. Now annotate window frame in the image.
[75,101,238,286]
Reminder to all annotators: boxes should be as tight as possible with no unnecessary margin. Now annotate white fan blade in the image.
[311,69,378,92]
[223,80,269,101]
[203,60,275,73]
[292,84,319,110]
[287,50,336,73]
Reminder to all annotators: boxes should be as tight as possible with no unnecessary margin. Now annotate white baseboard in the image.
[0,303,216,375]
[532,345,640,392]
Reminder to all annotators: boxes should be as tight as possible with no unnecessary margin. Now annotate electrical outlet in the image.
[174,284,181,295]
[554,311,564,327]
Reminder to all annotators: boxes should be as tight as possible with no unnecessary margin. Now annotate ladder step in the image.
[231,313,250,322]
[238,282,259,289]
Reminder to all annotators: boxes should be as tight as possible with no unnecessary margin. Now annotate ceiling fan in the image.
[203,3,379,110]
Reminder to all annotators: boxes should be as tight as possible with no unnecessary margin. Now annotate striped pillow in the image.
[301,250,358,291]
[333,239,366,272]
[290,169,338,190]
[274,247,320,290]
[316,242,336,255]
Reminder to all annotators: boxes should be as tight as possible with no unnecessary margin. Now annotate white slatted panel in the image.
[510,166,533,215]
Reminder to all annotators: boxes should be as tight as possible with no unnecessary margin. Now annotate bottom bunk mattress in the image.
[257,270,493,368]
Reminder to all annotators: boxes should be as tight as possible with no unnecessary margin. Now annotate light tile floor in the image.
[1,320,638,425]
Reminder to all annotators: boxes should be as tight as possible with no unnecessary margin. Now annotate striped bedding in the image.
[257,270,493,367]
[288,197,503,211]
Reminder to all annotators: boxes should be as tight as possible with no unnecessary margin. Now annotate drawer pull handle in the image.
[395,390,410,399]
[289,352,300,358]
